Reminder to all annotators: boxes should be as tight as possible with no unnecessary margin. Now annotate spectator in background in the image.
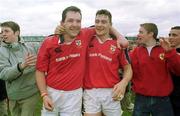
[160,26,180,116]
[0,26,8,116]
[127,40,138,53]
[0,21,40,116]
[0,80,8,116]
[130,23,174,116]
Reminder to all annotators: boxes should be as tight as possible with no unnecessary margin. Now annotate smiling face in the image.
[61,11,81,39]
[168,29,180,48]
[95,14,111,38]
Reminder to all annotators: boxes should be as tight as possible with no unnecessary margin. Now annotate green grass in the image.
[122,111,132,116]
[35,99,43,116]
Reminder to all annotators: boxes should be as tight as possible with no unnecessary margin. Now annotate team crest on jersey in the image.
[109,45,116,54]
[75,40,82,46]
[159,53,165,60]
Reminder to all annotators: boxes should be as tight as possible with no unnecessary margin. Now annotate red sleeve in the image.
[81,28,96,44]
[165,49,180,76]
[36,37,51,72]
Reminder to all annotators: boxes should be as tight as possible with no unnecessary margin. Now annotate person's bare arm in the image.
[112,64,132,101]
[110,27,129,48]
[36,70,54,111]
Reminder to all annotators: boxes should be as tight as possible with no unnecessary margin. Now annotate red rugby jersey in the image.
[84,37,129,89]
[36,28,95,91]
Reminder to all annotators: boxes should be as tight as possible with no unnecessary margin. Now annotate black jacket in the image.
[0,80,7,101]
[170,48,180,97]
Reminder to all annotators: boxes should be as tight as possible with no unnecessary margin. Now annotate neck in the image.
[97,34,110,43]
[63,34,75,43]
[145,38,157,47]
[176,44,180,48]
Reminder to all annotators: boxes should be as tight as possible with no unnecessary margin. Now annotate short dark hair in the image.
[0,21,21,41]
[62,6,82,22]
[1,21,20,33]
[140,23,158,38]
[171,26,180,30]
[96,9,112,24]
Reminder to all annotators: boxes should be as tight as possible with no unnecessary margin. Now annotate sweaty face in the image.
[61,11,81,39]
[137,27,151,45]
[168,29,180,47]
[95,14,111,38]
[1,27,19,43]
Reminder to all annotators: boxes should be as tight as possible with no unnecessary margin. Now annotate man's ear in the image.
[15,31,20,37]
[149,32,154,37]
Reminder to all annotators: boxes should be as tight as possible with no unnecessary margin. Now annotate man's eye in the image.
[95,20,99,23]
[101,21,107,24]
[67,19,73,22]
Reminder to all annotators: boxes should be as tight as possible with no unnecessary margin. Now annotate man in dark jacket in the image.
[0,80,8,116]
[160,26,180,116]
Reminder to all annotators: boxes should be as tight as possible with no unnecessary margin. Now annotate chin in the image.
[70,34,77,38]
[72,32,79,36]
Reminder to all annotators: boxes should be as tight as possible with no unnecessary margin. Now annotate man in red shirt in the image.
[160,26,180,116]
[130,23,174,116]
[83,9,132,116]
[36,6,96,116]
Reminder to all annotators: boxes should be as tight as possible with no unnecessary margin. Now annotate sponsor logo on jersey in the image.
[56,53,80,62]
[89,53,112,62]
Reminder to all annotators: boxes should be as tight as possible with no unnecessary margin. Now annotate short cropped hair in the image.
[96,9,112,24]
[171,26,180,30]
[140,23,158,38]
[62,6,82,22]
[0,21,21,41]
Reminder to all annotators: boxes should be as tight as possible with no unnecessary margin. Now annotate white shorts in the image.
[83,88,121,116]
[42,87,82,116]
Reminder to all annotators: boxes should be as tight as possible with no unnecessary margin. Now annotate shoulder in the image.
[111,39,118,44]
[79,28,95,36]
[0,46,9,58]
[41,35,59,45]
[107,39,118,49]
[45,35,59,41]
[129,46,141,56]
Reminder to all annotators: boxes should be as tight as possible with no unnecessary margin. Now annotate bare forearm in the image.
[36,70,48,94]
[122,64,133,86]
[110,27,129,48]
